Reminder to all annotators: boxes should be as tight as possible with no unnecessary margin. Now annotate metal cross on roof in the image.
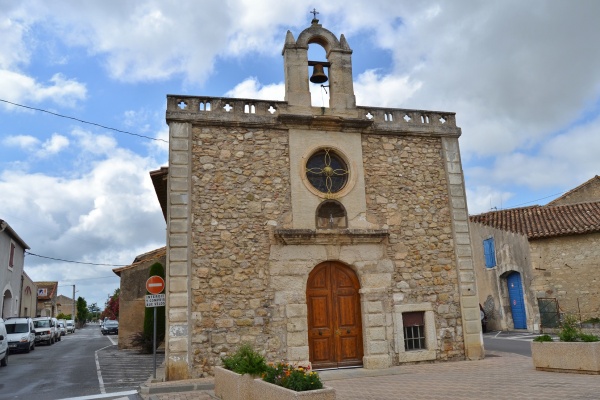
[310,8,319,20]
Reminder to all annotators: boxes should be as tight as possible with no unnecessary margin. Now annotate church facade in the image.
[161,19,483,380]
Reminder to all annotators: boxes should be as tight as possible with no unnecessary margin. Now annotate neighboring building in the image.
[20,271,37,318]
[1,219,30,318]
[36,281,58,317]
[159,18,482,380]
[470,176,600,332]
[56,294,75,318]
[113,247,166,349]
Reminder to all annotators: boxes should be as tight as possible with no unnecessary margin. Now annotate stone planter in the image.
[531,341,600,374]
[214,366,256,400]
[252,378,336,400]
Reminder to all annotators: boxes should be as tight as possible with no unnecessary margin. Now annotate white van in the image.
[0,318,8,367]
[66,320,75,333]
[4,317,35,353]
[33,317,57,345]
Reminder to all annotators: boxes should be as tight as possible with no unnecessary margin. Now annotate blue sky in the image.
[1,0,600,309]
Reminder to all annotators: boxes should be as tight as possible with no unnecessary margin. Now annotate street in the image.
[0,324,163,400]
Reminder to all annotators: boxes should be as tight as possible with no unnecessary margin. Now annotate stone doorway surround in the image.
[272,229,393,370]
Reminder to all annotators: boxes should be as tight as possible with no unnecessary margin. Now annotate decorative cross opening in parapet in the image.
[244,104,256,114]
[403,114,411,122]
[267,105,277,114]
[365,112,373,120]
[223,103,233,112]
[177,101,187,110]
[439,116,446,124]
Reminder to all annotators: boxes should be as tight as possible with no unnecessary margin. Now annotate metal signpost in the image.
[145,275,165,379]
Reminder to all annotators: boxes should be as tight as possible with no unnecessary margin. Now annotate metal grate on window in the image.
[403,311,426,351]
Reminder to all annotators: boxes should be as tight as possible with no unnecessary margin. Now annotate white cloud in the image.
[354,70,422,108]
[0,70,87,108]
[225,77,284,100]
[3,133,69,158]
[0,128,165,308]
[3,135,40,149]
[466,185,514,215]
[40,134,69,156]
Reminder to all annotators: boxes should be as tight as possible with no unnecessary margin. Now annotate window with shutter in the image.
[483,238,496,268]
[8,242,15,269]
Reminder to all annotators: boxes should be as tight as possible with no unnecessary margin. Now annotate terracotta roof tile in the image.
[112,246,166,276]
[469,202,600,239]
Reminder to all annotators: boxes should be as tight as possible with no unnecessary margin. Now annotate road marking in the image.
[95,344,114,394]
[107,335,118,345]
[56,389,138,400]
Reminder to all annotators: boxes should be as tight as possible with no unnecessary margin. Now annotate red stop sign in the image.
[146,276,165,294]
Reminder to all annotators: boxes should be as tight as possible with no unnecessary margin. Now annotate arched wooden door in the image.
[306,262,363,369]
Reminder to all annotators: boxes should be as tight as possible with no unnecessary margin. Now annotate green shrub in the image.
[221,344,267,375]
[533,334,554,342]
[262,362,323,392]
[558,315,581,342]
[579,333,600,342]
[583,317,600,324]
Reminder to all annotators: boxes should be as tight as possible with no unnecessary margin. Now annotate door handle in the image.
[347,329,351,334]
[318,329,323,336]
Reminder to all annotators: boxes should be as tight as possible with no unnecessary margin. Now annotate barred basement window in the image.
[403,311,425,351]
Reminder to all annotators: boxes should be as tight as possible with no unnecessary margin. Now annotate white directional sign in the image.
[145,293,166,307]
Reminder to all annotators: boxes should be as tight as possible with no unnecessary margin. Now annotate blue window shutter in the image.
[483,238,496,268]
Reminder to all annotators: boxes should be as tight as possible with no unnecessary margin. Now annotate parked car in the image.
[66,320,75,333]
[58,322,66,336]
[101,320,119,335]
[33,317,57,345]
[0,318,8,367]
[51,318,61,342]
[4,317,35,353]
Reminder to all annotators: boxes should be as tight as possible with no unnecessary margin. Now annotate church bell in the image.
[310,63,328,84]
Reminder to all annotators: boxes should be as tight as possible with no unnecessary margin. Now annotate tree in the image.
[143,262,165,348]
[100,288,120,320]
[76,296,88,326]
[56,312,72,320]
[88,303,101,321]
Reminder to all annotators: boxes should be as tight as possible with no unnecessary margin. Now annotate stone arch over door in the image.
[306,261,363,369]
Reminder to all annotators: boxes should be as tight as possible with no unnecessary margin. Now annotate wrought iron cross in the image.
[310,8,319,19]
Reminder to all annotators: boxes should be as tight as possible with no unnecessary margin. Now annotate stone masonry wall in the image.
[530,232,600,322]
[361,134,464,360]
[189,126,290,376]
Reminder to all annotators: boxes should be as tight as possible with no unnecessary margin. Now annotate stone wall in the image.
[469,223,538,331]
[118,254,166,349]
[530,232,600,321]
[189,126,290,377]
[362,135,464,359]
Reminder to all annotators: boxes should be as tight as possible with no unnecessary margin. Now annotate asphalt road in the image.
[483,330,547,357]
[0,324,161,400]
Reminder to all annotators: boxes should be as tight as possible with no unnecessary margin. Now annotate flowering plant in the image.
[262,362,324,392]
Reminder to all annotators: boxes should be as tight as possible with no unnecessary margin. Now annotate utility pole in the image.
[72,284,76,321]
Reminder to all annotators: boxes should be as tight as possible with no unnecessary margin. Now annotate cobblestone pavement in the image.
[143,352,600,400]
[97,346,165,394]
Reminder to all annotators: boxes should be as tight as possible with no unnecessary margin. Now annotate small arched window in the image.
[316,200,347,229]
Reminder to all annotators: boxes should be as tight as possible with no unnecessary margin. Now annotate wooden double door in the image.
[306,262,364,369]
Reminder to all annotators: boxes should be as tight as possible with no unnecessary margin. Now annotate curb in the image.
[140,381,215,396]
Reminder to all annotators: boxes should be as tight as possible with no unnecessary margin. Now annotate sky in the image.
[1,0,600,310]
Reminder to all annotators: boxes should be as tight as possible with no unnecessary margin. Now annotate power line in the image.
[504,191,567,209]
[25,251,127,267]
[0,98,167,143]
